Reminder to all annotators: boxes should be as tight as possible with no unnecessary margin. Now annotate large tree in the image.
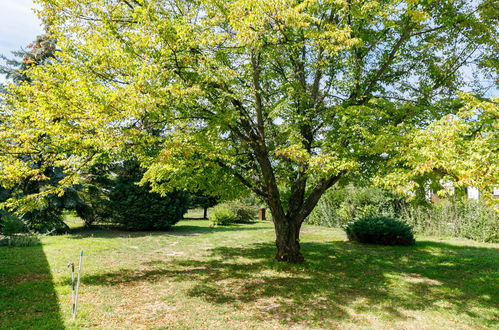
[1,0,497,261]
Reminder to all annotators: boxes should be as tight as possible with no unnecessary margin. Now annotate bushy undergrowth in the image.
[306,186,402,228]
[209,205,237,226]
[0,234,41,247]
[209,201,258,226]
[0,215,41,247]
[345,216,415,246]
[401,200,498,242]
[0,214,27,235]
[307,185,498,243]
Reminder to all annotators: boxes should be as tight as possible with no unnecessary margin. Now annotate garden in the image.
[1,216,498,329]
[0,0,498,328]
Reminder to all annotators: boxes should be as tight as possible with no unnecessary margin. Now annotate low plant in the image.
[208,201,258,226]
[401,199,498,242]
[209,204,238,226]
[345,216,415,246]
[225,201,258,223]
[0,215,41,247]
[0,234,41,247]
[307,185,403,228]
[1,214,27,235]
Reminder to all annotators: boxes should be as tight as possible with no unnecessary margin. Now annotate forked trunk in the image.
[274,217,304,263]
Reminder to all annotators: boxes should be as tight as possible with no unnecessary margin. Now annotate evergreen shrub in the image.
[345,216,415,246]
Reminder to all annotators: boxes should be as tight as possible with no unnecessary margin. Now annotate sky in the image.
[0,0,43,82]
[0,0,495,95]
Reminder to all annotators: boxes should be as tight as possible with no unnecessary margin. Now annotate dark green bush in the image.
[19,206,69,234]
[345,216,415,246]
[106,161,190,230]
[0,215,41,247]
[209,204,238,226]
[0,214,27,235]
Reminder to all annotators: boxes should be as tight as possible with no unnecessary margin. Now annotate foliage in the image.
[0,234,41,247]
[0,34,80,233]
[189,192,218,209]
[188,192,218,218]
[0,34,56,85]
[0,214,27,236]
[401,199,499,243]
[307,185,403,227]
[106,161,190,230]
[1,0,497,261]
[209,204,238,226]
[0,215,41,247]
[74,163,114,226]
[379,94,499,202]
[226,201,259,223]
[345,216,415,246]
[209,201,259,226]
[308,186,498,243]
[18,206,67,234]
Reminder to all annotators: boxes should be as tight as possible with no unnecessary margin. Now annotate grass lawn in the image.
[0,220,498,329]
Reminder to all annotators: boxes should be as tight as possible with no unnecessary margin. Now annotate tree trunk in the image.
[203,207,208,219]
[274,218,304,263]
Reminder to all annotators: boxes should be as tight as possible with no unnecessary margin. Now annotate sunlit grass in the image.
[1,220,497,329]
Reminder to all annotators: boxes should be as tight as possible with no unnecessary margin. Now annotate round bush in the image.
[225,201,258,223]
[344,216,415,246]
[209,205,238,226]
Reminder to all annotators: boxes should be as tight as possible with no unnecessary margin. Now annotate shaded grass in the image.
[0,220,497,329]
[0,237,64,329]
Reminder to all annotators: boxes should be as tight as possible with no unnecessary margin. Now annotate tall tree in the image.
[1,0,497,261]
[0,35,97,232]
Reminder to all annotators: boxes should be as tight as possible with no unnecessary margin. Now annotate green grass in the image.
[183,208,208,219]
[1,220,498,329]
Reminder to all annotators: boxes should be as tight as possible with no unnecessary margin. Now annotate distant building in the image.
[467,187,480,200]
[466,187,499,200]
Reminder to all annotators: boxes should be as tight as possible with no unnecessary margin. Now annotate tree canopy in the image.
[0,0,497,261]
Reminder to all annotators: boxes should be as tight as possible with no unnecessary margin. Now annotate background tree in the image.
[0,0,497,261]
[188,192,219,219]
[104,160,190,230]
[0,34,78,233]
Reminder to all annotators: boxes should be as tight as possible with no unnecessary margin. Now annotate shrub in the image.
[0,214,27,235]
[225,201,258,223]
[345,216,415,246]
[18,206,69,234]
[401,199,498,243]
[307,185,403,227]
[106,161,190,230]
[0,234,41,247]
[208,201,258,226]
[0,215,41,247]
[209,204,238,226]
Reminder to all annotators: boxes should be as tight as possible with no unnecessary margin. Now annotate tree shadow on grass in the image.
[68,222,269,239]
[0,239,64,329]
[74,239,498,327]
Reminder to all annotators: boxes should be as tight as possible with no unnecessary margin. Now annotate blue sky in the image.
[0,0,43,82]
[0,0,495,96]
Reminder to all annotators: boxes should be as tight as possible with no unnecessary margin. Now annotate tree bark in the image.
[203,207,208,219]
[274,217,304,263]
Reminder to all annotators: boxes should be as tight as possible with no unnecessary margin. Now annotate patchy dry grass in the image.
[1,220,498,329]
